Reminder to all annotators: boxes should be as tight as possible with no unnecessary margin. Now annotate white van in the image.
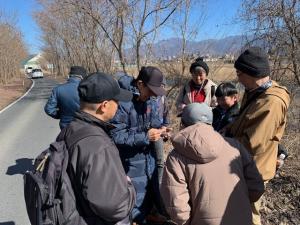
[26,67,33,74]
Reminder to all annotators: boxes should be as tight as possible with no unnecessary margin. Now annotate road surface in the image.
[0,77,60,225]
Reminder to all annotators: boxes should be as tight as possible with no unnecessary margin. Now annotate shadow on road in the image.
[0,222,15,225]
[6,158,34,175]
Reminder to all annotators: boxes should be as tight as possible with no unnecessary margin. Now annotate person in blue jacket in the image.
[44,66,87,129]
[110,66,169,224]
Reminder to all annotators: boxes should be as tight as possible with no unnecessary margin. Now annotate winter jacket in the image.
[57,111,136,224]
[176,79,217,115]
[153,95,169,126]
[161,123,264,225]
[213,103,240,131]
[45,76,81,129]
[110,74,162,222]
[226,81,290,181]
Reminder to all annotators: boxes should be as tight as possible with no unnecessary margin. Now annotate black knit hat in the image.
[234,47,270,77]
[69,66,87,78]
[190,57,209,75]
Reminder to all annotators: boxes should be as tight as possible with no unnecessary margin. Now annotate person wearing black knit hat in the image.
[45,65,88,129]
[176,57,217,116]
[235,47,270,78]
[225,47,290,225]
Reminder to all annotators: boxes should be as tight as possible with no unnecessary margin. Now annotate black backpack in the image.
[23,128,97,225]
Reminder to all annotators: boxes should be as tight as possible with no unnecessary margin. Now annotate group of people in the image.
[44,46,290,225]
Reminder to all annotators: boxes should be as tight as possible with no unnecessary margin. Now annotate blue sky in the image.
[0,0,243,54]
[0,0,41,54]
[195,0,243,39]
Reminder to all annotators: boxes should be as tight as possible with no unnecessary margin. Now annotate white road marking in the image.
[0,79,35,114]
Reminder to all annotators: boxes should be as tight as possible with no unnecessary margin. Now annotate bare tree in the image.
[127,0,181,70]
[241,0,300,86]
[57,0,129,73]
[35,0,116,75]
[157,0,206,94]
[0,11,27,84]
[36,0,183,74]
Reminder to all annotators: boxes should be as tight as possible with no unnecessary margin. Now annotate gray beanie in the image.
[234,47,270,78]
[181,103,213,127]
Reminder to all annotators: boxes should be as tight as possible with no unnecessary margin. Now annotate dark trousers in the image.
[153,139,164,184]
[152,139,169,217]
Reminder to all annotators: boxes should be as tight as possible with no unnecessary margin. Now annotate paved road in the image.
[0,77,60,225]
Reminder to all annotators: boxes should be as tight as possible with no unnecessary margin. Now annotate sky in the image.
[0,0,41,54]
[193,0,243,39]
[0,0,243,55]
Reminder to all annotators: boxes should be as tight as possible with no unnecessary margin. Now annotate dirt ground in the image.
[0,73,66,111]
[0,77,32,110]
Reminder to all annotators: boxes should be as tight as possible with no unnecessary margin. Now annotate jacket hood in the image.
[171,123,223,164]
[266,81,290,109]
[116,73,139,95]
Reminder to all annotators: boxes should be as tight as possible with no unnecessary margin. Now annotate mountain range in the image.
[125,35,249,60]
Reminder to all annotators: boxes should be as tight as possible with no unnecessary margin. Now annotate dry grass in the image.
[0,77,32,110]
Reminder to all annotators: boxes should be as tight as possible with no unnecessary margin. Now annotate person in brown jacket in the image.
[226,47,290,225]
[160,103,264,225]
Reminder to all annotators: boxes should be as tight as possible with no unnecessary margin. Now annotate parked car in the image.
[25,67,33,75]
[31,69,44,79]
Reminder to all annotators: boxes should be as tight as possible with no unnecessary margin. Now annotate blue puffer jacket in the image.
[110,74,162,222]
[44,77,81,129]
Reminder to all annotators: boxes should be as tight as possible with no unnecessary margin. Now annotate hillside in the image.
[125,35,248,61]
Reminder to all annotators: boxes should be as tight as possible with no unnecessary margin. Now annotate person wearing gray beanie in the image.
[226,46,290,225]
[181,102,213,127]
[161,104,264,225]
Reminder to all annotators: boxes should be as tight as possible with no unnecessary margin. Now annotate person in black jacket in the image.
[57,72,136,225]
[212,82,239,131]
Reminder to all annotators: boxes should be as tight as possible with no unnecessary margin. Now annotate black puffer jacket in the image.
[212,103,239,132]
[57,111,136,224]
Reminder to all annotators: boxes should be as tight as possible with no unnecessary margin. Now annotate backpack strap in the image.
[65,127,100,148]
